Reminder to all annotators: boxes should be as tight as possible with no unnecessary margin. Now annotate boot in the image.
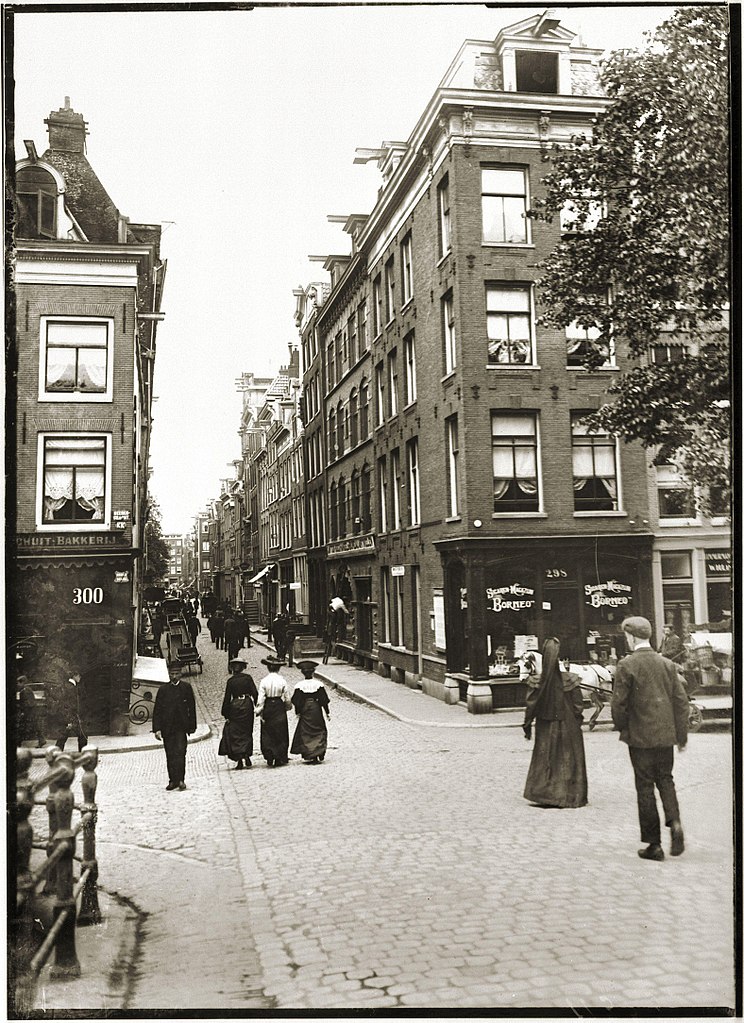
[670,820,685,856]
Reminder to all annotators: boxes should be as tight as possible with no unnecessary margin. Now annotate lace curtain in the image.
[44,438,105,520]
[572,442,617,497]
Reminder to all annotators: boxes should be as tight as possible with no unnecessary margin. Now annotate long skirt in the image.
[524,715,588,808]
[290,697,328,761]
[218,700,255,762]
[260,697,289,765]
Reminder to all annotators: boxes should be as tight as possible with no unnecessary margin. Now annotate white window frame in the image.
[388,350,398,418]
[446,415,460,518]
[481,166,531,246]
[375,363,385,426]
[486,284,536,367]
[36,431,113,531]
[407,438,421,527]
[491,412,544,516]
[385,257,395,324]
[38,316,115,403]
[438,176,451,257]
[401,234,413,306]
[566,321,616,369]
[378,457,388,533]
[443,293,457,374]
[391,449,401,530]
[571,414,623,515]
[404,332,417,406]
[373,276,383,338]
[656,465,701,526]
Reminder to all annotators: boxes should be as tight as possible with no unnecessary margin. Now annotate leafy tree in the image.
[144,497,170,584]
[531,5,730,517]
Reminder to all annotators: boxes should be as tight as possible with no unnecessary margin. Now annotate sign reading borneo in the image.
[584,579,632,608]
[487,584,536,613]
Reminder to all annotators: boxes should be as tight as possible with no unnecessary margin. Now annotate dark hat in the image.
[621,616,653,640]
[229,659,247,670]
[295,660,318,677]
[261,656,285,669]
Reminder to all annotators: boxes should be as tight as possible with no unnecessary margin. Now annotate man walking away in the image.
[213,610,225,650]
[611,616,689,861]
[153,667,197,790]
[186,612,201,645]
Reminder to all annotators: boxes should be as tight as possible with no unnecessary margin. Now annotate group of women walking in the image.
[218,655,330,769]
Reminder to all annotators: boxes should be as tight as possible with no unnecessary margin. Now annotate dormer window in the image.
[516,50,558,94]
[16,165,57,238]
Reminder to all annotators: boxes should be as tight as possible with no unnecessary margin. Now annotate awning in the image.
[248,564,274,584]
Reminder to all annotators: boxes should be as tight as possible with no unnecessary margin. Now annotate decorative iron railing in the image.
[11,745,101,1013]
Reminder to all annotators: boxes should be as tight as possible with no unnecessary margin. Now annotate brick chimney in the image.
[44,97,88,153]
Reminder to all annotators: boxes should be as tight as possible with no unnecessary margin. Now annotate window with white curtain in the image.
[571,413,619,512]
[41,435,108,524]
[481,167,529,244]
[486,285,534,365]
[40,318,113,401]
[492,413,540,513]
[566,321,615,368]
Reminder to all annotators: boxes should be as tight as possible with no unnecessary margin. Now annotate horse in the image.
[516,649,615,730]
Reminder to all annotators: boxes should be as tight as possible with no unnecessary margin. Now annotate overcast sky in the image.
[11,3,675,535]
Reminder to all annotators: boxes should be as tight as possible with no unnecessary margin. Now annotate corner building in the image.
[10,101,165,732]
[352,12,654,709]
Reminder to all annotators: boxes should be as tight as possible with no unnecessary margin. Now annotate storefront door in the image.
[543,583,582,660]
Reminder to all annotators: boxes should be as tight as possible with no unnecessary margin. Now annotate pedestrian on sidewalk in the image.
[186,612,201,645]
[611,616,688,861]
[271,611,288,660]
[53,670,89,753]
[522,637,587,808]
[224,610,241,663]
[284,615,297,667]
[213,610,225,650]
[219,659,259,770]
[290,660,330,764]
[153,667,197,791]
[239,609,252,649]
[256,656,292,767]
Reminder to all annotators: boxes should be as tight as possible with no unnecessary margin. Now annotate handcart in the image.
[162,598,203,674]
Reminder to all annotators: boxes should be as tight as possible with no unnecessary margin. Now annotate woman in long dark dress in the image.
[522,637,588,808]
[290,660,331,764]
[256,656,292,767]
[218,659,258,769]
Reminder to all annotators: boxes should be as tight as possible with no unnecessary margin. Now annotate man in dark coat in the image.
[186,613,201,645]
[272,611,288,660]
[212,610,225,650]
[224,610,241,662]
[153,668,197,790]
[54,671,89,752]
[611,616,689,861]
[658,624,684,661]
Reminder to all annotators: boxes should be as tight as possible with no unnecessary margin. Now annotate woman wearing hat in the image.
[218,659,259,769]
[290,661,330,764]
[256,656,292,767]
[522,637,588,808]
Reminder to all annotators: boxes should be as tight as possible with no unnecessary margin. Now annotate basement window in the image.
[515,50,559,94]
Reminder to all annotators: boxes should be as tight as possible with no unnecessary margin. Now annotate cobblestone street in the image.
[34,627,735,1012]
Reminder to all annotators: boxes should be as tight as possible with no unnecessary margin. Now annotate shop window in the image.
[660,551,692,579]
[39,434,110,527]
[571,414,619,512]
[706,581,731,624]
[486,284,534,365]
[17,164,57,238]
[381,566,392,643]
[515,49,558,94]
[492,413,539,513]
[566,322,615,369]
[40,317,113,401]
[482,167,529,245]
[438,175,451,257]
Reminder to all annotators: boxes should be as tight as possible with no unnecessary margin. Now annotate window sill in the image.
[403,400,417,412]
[491,512,547,519]
[35,521,113,532]
[385,318,396,330]
[573,510,626,518]
[400,298,414,314]
[406,524,421,532]
[658,518,702,528]
[38,392,113,403]
[486,364,540,371]
[441,370,457,384]
[565,366,618,373]
[482,241,534,249]
[437,251,451,268]
[445,515,462,523]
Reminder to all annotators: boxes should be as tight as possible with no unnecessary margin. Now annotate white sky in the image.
[11,2,675,534]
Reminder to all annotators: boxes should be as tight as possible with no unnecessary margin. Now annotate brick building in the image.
[10,99,166,732]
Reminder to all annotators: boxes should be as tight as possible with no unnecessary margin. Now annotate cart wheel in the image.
[688,703,703,732]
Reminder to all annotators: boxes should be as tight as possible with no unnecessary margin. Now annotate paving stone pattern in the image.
[29,626,735,1011]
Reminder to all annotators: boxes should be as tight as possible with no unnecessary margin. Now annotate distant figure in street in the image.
[284,615,297,667]
[218,659,259,770]
[256,656,292,767]
[522,637,587,808]
[207,613,217,643]
[54,671,89,752]
[153,667,197,791]
[186,613,201,645]
[322,598,347,664]
[212,611,225,650]
[658,624,684,662]
[16,675,45,747]
[192,594,200,615]
[272,611,288,660]
[238,609,252,649]
[151,604,164,652]
[612,616,688,861]
[291,660,330,764]
[224,610,242,663]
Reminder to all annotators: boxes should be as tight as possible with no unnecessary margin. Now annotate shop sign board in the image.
[513,634,539,657]
[288,581,301,590]
[16,532,126,549]
[326,535,375,558]
[391,565,405,577]
[486,583,536,612]
[584,579,632,608]
[705,550,731,575]
[113,510,131,530]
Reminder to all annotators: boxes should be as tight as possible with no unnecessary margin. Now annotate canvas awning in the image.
[247,564,274,584]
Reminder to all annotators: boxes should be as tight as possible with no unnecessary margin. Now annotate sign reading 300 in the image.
[72,587,104,605]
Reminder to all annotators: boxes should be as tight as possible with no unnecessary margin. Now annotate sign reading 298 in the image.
[72,587,104,605]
